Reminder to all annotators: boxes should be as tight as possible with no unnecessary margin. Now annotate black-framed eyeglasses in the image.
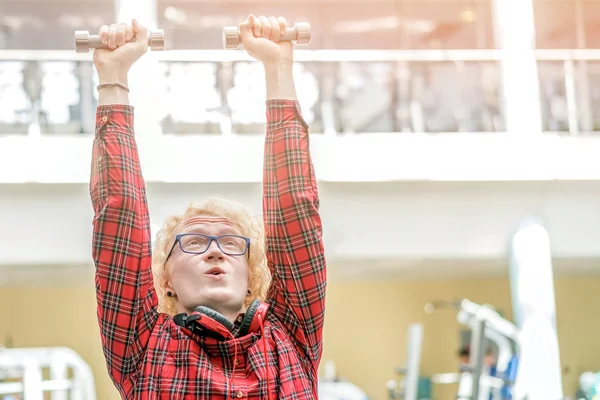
[166,233,251,261]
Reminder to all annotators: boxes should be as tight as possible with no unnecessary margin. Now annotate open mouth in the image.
[206,268,225,276]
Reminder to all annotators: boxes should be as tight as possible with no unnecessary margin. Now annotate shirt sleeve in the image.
[262,99,327,366]
[89,105,159,397]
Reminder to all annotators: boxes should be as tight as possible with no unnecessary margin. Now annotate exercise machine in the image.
[390,216,564,400]
[318,360,369,400]
[0,346,96,399]
[577,372,600,400]
[388,324,428,400]
[387,300,518,400]
[424,299,519,400]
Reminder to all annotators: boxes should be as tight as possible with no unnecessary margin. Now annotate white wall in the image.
[2,180,600,283]
[3,133,600,183]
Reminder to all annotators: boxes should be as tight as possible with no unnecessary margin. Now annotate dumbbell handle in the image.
[74,29,165,53]
[222,22,311,49]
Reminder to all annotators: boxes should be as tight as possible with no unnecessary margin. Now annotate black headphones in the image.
[174,300,270,339]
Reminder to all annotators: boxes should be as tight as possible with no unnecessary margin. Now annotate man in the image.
[458,345,470,366]
[457,345,499,400]
[457,345,496,369]
[90,15,326,399]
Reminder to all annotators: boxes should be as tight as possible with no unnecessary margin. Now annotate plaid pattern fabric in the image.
[90,100,326,400]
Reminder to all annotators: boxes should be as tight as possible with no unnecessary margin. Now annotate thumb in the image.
[239,14,255,44]
[132,19,148,44]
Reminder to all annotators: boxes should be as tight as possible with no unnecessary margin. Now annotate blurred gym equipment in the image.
[318,360,369,400]
[417,299,519,400]
[0,346,96,399]
[426,299,519,400]
[388,217,564,400]
[388,324,427,400]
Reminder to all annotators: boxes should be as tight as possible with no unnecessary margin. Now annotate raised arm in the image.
[89,20,158,397]
[239,16,327,365]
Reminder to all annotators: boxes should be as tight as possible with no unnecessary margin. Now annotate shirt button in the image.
[236,391,244,398]
[102,116,108,122]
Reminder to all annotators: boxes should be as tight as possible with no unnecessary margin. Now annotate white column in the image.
[403,323,423,400]
[575,0,593,133]
[509,217,563,400]
[114,0,164,178]
[492,0,543,134]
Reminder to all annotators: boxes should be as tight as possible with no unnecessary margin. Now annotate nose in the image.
[204,239,225,259]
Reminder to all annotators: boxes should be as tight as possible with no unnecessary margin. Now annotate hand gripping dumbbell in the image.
[222,22,311,49]
[74,29,165,53]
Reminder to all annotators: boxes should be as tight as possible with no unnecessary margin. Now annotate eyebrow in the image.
[182,226,242,236]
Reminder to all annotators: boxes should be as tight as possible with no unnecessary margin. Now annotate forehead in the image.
[177,216,241,235]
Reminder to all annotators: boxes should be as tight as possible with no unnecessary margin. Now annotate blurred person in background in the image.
[89,15,326,399]
[457,344,497,369]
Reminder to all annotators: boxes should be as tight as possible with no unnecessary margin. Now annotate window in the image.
[582,1,600,48]
[0,0,115,50]
[157,1,323,49]
[321,1,401,49]
[401,1,492,49]
[533,0,577,48]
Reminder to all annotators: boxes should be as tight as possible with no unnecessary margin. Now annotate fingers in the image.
[243,15,288,41]
[131,18,148,43]
[98,20,145,50]
[125,24,135,42]
[258,16,270,39]
[268,16,280,42]
[108,24,117,49]
[277,17,287,39]
[239,15,255,42]
[132,18,141,34]
[251,15,261,38]
[116,23,127,46]
[99,25,109,46]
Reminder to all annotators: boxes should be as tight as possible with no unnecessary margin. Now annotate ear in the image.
[163,280,174,292]
[163,283,177,298]
[161,274,174,293]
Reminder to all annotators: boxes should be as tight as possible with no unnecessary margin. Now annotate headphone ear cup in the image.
[238,300,261,336]
[239,300,270,337]
[195,306,235,332]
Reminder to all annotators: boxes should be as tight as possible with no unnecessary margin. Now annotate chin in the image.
[191,288,245,311]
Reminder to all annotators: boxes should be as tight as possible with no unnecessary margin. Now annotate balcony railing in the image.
[1,49,599,136]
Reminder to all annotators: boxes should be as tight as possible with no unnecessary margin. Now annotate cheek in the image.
[168,259,202,284]
[234,258,250,281]
[172,266,199,281]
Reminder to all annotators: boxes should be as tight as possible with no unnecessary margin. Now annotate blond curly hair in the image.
[151,197,271,315]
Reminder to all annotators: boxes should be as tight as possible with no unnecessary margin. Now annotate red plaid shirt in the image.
[89,100,326,399]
